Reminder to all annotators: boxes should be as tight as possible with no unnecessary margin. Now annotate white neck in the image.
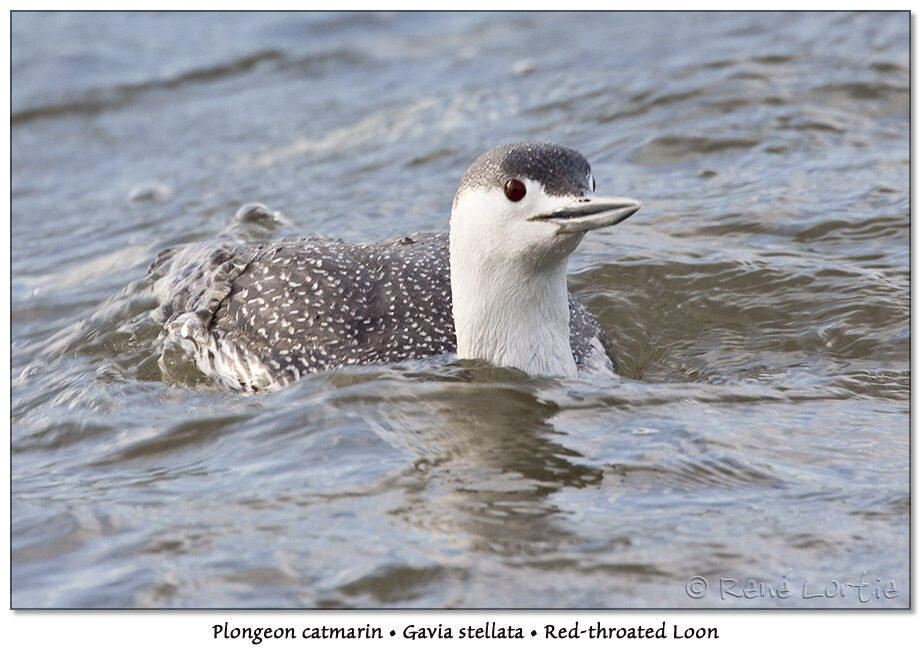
[449,238,578,378]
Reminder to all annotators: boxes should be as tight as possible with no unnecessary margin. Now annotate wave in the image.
[12,48,364,125]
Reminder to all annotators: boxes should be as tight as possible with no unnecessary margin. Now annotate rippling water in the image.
[11,11,908,608]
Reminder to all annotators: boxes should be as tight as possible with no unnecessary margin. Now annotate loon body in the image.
[151,142,640,390]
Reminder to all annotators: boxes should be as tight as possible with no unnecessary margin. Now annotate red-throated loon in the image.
[150,142,641,390]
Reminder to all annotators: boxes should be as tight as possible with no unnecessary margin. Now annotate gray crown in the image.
[454,142,593,202]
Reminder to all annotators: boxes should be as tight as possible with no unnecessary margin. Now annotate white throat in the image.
[449,186,582,377]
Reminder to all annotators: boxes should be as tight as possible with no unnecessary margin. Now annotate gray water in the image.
[11,11,908,608]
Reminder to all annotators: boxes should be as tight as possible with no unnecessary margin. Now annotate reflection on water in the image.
[11,11,908,607]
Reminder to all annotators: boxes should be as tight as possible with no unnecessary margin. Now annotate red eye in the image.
[504,179,526,202]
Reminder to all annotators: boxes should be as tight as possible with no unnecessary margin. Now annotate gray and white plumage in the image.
[150,142,641,390]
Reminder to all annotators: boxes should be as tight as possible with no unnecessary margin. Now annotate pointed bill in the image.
[528,196,641,234]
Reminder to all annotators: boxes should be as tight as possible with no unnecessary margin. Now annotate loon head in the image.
[448,142,641,376]
[449,142,640,271]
